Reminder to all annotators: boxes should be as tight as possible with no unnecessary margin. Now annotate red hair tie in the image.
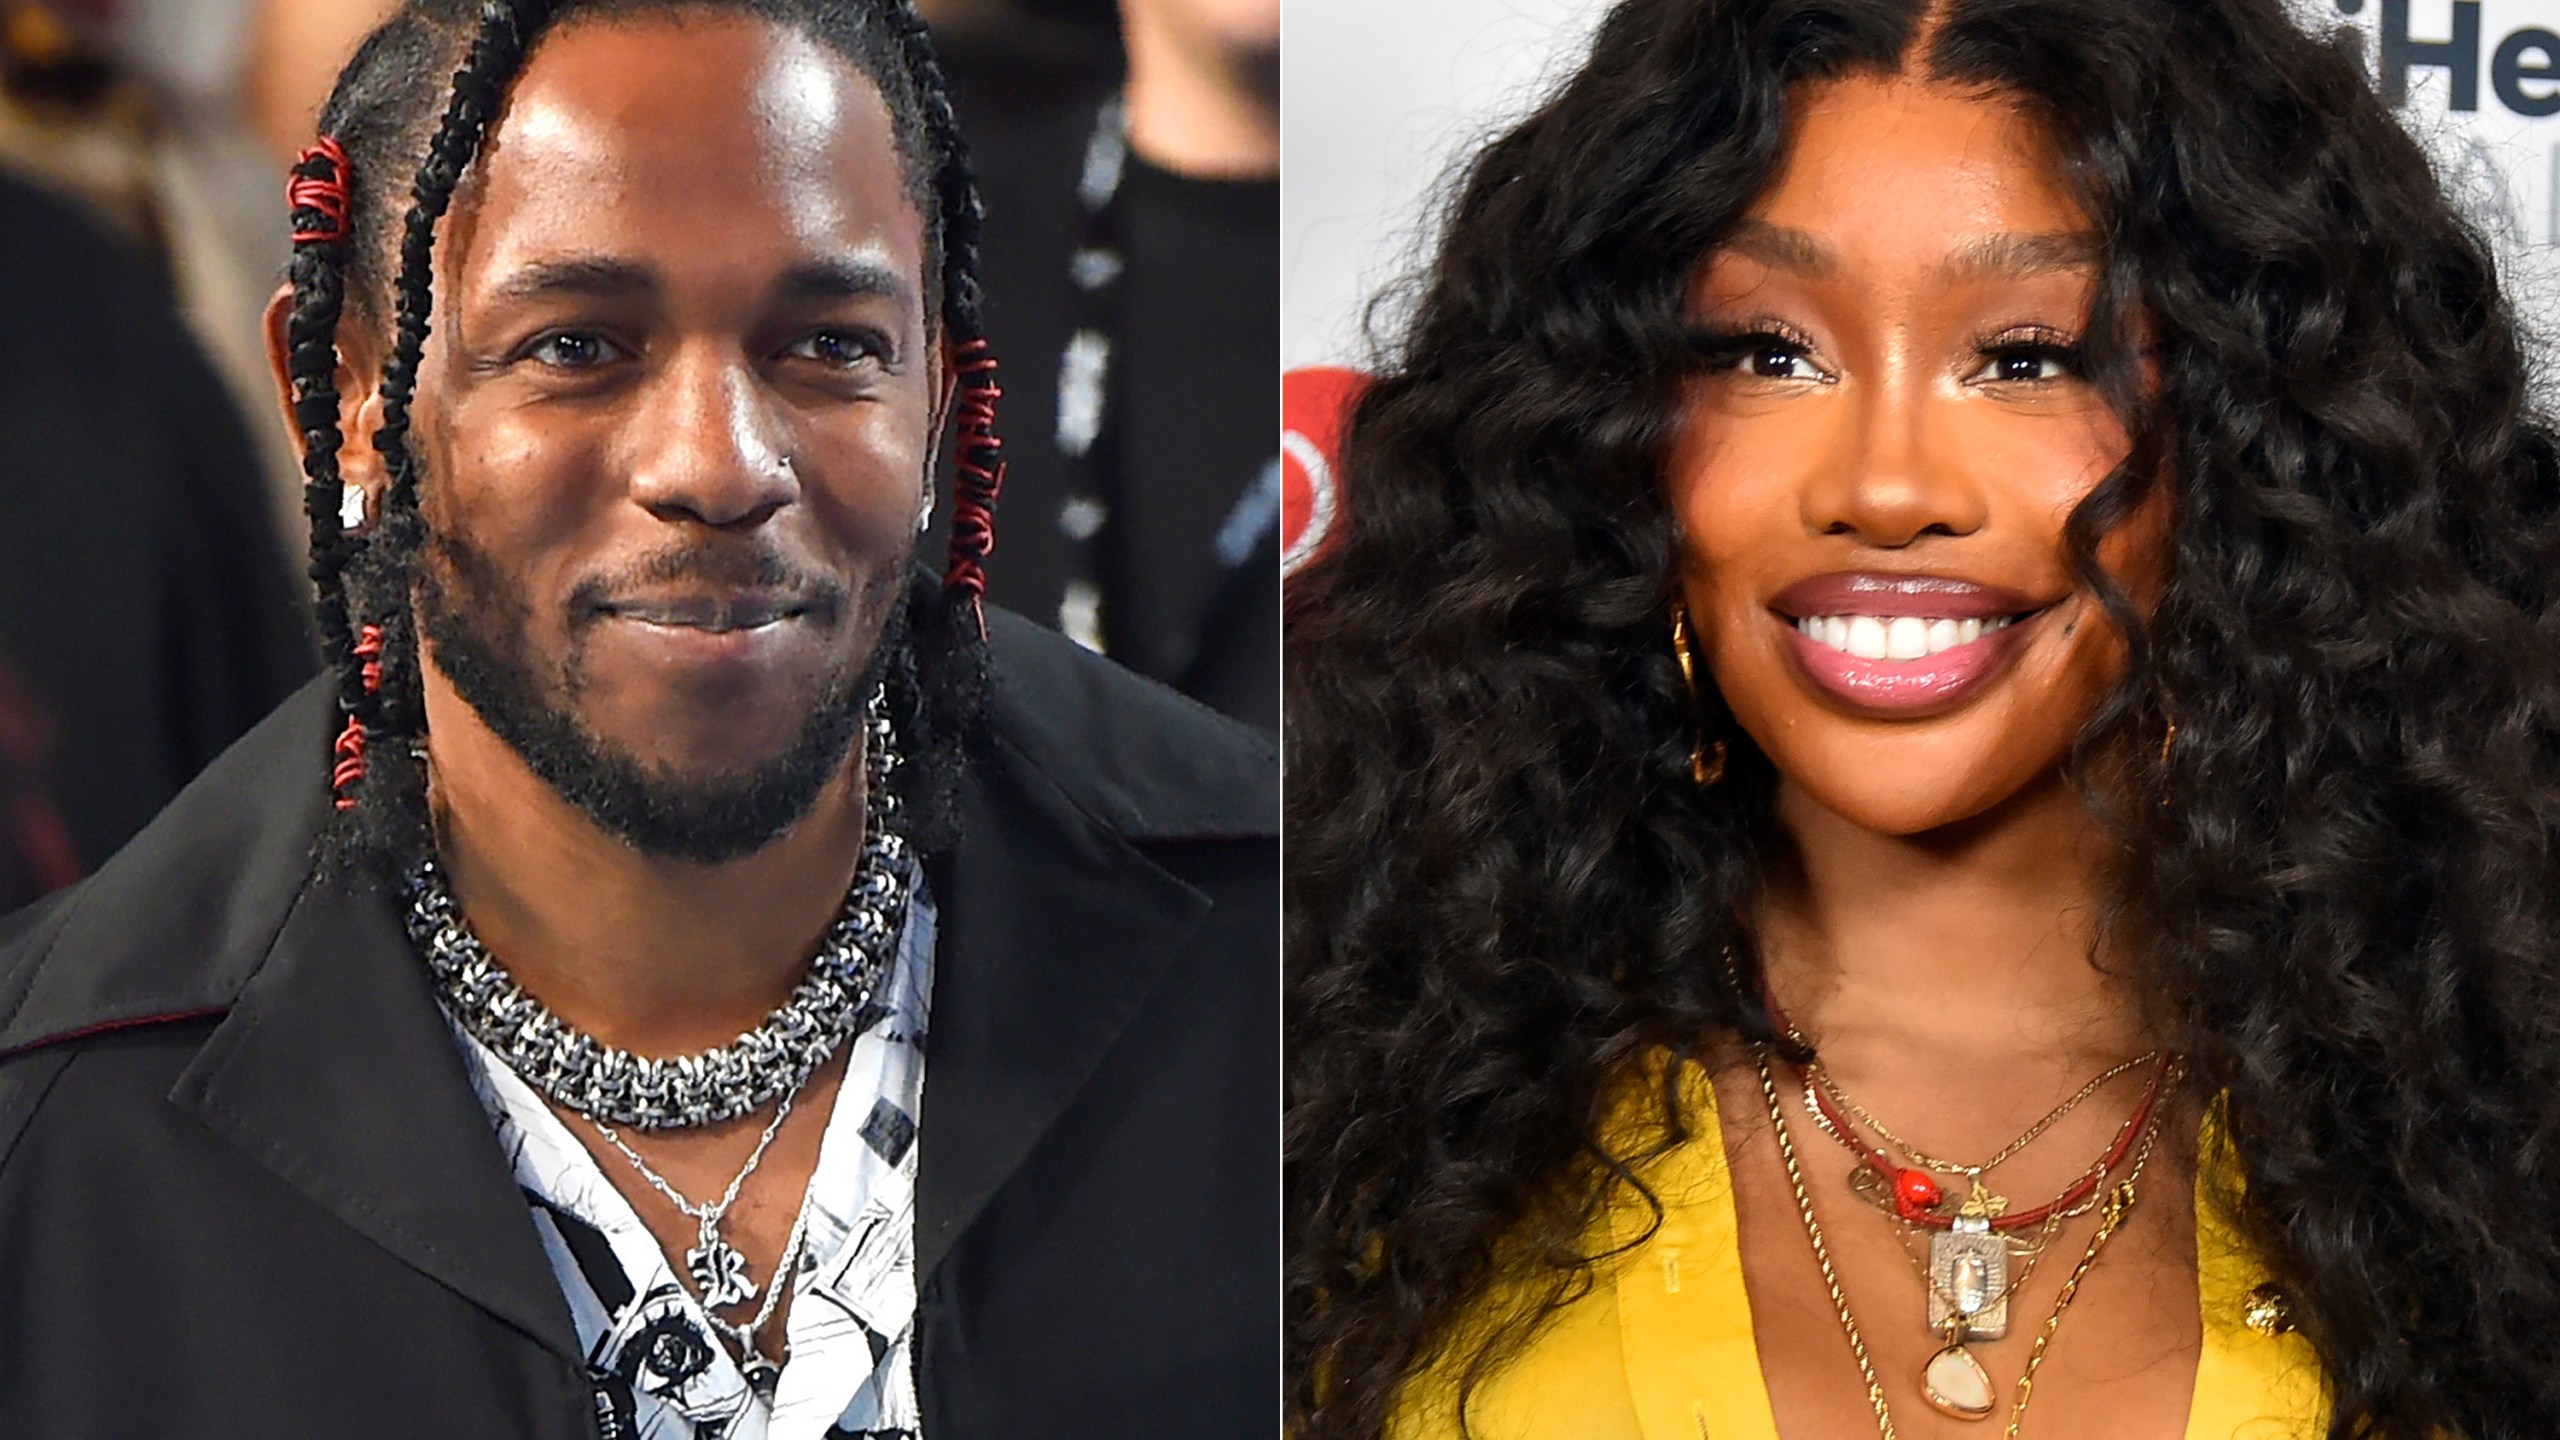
[940,337,1006,636]
[330,714,368,810]
[353,624,385,695]
[331,623,385,809]
[288,135,354,246]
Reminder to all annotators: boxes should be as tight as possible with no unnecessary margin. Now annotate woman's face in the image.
[1668,73,2165,838]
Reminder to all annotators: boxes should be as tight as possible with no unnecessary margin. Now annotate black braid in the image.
[292,0,1000,876]
[283,143,362,718]
[878,0,995,851]
[372,1,555,519]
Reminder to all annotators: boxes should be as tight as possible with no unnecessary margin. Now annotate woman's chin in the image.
[1765,748,2073,841]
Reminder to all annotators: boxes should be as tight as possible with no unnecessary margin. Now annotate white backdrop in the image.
[1280,0,2560,374]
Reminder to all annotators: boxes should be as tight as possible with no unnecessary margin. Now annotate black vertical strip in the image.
[527,1187,639,1314]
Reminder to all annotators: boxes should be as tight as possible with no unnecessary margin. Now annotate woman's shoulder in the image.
[1390,1053,1778,1440]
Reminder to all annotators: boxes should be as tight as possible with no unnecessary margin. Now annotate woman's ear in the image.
[262,278,389,536]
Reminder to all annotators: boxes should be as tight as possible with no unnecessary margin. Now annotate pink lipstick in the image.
[1768,572,2052,717]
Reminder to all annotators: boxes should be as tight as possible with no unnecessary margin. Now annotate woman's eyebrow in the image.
[1934,230,2102,282]
[1723,219,1836,278]
[1713,222,2100,285]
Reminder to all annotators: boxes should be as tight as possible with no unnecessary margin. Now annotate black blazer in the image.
[0,609,1277,1438]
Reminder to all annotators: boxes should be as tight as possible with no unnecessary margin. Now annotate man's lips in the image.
[595,590,810,633]
[1765,571,2062,717]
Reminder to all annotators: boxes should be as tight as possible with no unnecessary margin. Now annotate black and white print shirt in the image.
[452,873,935,1440]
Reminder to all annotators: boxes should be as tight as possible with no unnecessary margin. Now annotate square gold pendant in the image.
[1928,1218,2010,1340]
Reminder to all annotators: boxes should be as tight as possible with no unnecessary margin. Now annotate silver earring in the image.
[339,481,372,533]
[916,481,935,535]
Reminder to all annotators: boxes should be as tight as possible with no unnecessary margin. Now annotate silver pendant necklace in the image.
[587,1070,821,1390]
[407,686,911,1132]
[591,1083,804,1311]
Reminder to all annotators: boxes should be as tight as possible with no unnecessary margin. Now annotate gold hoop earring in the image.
[2155,717,2178,810]
[1669,601,1727,787]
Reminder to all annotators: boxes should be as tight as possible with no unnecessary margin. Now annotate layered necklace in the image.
[1755,992,2179,1437]
[407,685,913,1384]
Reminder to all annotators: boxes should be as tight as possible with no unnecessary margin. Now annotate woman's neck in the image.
[1756,766,2152,1075]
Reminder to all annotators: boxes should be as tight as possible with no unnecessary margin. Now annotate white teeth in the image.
[1795,612,2014,660]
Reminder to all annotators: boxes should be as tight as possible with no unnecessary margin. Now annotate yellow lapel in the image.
[1606,1063,2329,1440]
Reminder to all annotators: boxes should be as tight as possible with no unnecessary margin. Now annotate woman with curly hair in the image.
[1284,1,2560,1437]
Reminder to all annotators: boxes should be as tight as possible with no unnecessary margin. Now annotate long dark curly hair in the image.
[1284,1,2560,1436]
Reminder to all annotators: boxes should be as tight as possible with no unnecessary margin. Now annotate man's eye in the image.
[787,328,889,368]
[527,332,624,369]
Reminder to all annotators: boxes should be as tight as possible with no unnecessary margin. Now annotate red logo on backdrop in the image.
[1281,367,1368,581]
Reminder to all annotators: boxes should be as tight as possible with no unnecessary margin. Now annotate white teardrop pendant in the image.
[1923,1342,1997,1421]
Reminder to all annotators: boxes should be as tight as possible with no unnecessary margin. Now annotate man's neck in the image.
[419,679,870,1058]
[1120,8,1277,179]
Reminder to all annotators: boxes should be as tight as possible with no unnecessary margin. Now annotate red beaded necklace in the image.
[1798,1053,2171,1229]
[1760,983,2175,1230]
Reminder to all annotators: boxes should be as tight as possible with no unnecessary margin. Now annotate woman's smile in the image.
[1771,571,2058,716]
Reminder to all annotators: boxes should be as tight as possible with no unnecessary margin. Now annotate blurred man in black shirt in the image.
[0,171,312,915]
[960,0,1278,728]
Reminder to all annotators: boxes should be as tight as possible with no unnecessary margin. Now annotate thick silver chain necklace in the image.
[406,686,913,1133]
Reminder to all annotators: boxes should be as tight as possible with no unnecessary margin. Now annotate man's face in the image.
[393,13,937,861]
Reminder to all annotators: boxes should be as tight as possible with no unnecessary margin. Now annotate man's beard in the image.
[414,526,907,866]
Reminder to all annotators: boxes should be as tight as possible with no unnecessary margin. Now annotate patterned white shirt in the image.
[451,874,934,1440]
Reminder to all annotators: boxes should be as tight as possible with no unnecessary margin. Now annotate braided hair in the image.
[282,0,1002,873]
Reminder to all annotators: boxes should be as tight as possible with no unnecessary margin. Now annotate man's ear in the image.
[918,333,959,530]
[927,332,957,460]
[262,278,389,535]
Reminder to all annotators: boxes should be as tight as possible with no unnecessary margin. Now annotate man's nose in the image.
[624,351,799,528]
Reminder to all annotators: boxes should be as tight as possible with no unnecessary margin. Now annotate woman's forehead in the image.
[1740,74,2088,261]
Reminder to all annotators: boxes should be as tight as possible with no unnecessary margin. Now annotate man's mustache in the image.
[565,545,851,630]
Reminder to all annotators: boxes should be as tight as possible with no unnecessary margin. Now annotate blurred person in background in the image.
[0,32,313,917]
[1,0,325,551]
[959,0,1279,729]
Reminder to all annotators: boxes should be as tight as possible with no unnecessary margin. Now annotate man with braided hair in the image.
[0,4,1275,1437]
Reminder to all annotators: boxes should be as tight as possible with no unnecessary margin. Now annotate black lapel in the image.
[167,870,584,1363]
[913,733,1212,1279]
[1174,529,1281,704]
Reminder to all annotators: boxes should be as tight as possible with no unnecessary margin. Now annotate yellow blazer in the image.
[1391,1060,2328,1440]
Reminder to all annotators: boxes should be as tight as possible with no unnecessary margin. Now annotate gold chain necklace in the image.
[1807,1049,2159,1179]
[1755,1051,2163,1438]
[1810,1058,2168,1352]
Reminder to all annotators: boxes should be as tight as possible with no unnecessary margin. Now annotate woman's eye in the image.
[1974,344,2079,384]
[527,331,623,369]
[1731,339,1825,381]
[788,329,889,368]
